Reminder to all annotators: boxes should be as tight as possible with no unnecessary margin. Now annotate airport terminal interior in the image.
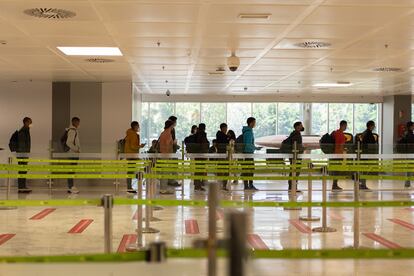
[1,1,414,275]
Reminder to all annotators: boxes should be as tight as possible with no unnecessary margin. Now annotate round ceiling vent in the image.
[372,67,402,72]
[294,41,331,49]
[23,8,76,19]
[85,58,115,63]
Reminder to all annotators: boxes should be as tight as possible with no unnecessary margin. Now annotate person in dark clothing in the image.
[194,123,210,192]
[287,122,305,193]
[184,125,198,153]
[402,121,414,188]
[241,117,258,191]
[17,117,32,193]
[357,120,378,191]
[209,139,218,154]
[227,130,236,142]
[216,123,229,154]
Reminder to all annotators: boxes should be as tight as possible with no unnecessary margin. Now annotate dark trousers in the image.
[288,158,301,190]
[241,158,254,188]
[67,157,79,189]
[17,157,28,189]
[194,158,206,189]
[127,158,138,190]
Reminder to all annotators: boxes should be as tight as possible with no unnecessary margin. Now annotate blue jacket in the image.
[242,126,255,153]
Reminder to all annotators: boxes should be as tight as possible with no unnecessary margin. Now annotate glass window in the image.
[175,103,200,142]
[311,103,328,135]
[227,103,252,136]
[328,103,353,133]
[140,102,150,145]
[149,102,175,142]
[277,103,303,135]
[201,103,226,141]
[252,103,277,138]
[354,104,378,134]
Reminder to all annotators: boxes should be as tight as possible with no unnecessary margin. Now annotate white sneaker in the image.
[68,187,80,194]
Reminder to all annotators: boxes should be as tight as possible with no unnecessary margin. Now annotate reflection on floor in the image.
[0,178,413,275]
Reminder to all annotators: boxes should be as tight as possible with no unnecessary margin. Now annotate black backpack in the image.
[60,128,77,152]
[8,130,19,152]
[280,136,293,153]
[235,134,244,153]
[184,134,197,153]
[117,138,126,153]
[319,132,335,154]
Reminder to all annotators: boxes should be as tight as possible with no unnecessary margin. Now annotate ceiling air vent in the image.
[24,8,76,19]
[294,41,331,49]
[85,58,115,63]
[208,72,224,76]
[372,67,402,72]
[239,13,271,20]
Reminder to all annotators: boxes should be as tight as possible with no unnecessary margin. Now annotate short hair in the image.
[220,123,228,130]
[23,117,32,124]
[191,125,197,132]
[293,121,302,128]
[366,121,375,128]
[340,120,348,127]
[131,121,139,128]
[407,121,414,129]
[198,123,206,131]
[164,120,174,129]
[71,117,80,124]
[247,117,256,125]
[168,116,177,122]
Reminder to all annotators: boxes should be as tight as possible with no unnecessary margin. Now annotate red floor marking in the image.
[247,234,269,250]
[0,234,15,246]
[329,211,344,221]
[216,209,224,220]
[117,234,137,253]
[29,208,56,220]
[68,219,94,234]
[289,219,312,234]
[185,219,200,234]
[363,233,402,249]
[404,208,414,212]
[388,219,414,231]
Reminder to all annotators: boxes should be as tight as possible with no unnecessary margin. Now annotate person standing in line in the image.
[227,129,238,185]
[401,121,414,188]
[158,120,176,194]
[167,116,180,187]
[356,121,378,191]
[17,117,33,193]
[285,121,305,193]
[242,117,258,191]
[125,121,146,194]
[331,120,348,192]
[194,123,210,192]
[66,117,81,194]
[216,123,229,190]
[184,125,198,153]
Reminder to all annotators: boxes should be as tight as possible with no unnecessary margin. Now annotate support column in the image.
[382,95,412,153]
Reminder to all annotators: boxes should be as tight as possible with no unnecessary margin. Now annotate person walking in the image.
[158,120,176,194]
[65,117,81,194]
[16,117,33,193]
[331,120,348,192]
[285,122,305,193]
[125,121,146,193]
[242,117,258,191]
[356,121,378,191]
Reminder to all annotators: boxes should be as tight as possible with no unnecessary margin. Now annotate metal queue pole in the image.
[228,211,247,276]
[313,166,336,233]
[113,145,121,193]
[208,182,219,276]
[143,164,160,233]
[46,140,54,192]
[127,172,145,252]
[300,161,320,221]
[146,161,161,222]
[284,141,301,211]
[1,157,17,211]
[102,194,113,253]
[181,141,185,198]
[353,142,362,248]
[151,157,163,212]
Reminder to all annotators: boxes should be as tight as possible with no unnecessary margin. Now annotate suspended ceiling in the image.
[1,0,414,96]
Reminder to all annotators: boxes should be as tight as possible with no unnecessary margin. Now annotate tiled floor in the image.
[0,178,413,275]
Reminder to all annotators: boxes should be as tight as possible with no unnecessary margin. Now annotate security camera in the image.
[166,89,171,96]
[227,53,240,72]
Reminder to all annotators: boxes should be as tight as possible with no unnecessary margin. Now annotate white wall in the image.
[0,82,52,161]
[102,82,132,155]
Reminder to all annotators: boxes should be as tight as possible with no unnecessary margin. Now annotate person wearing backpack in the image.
[330,120,348,192]
[125,121,146,193]
[241,117,258,191]
[285,122,305,193]
[65,117,81,194]
[16,117,33,193]
[401,121,414,188]
[184,125,197,153]
[193,123,210,192]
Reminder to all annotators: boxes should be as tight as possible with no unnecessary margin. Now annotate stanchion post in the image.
[113,142,121,193]
[7,157,12,198]
[46,140,54,192]
[228,211,247,276]
[353,141,361,248]
[102,194,113,253]
[300,162,320,221]
[284,141,301,211]
[143,167,160,234]
[126,172,144,252]
[312,166,337,233]
[208,182,219,276]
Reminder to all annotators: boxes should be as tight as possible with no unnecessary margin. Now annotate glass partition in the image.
[227,103,252,136]
[201,103,226,141]
[175,103,200,143]
[277,103,303,135]
[252,103,277,138]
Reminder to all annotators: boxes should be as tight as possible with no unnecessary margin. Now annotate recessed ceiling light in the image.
[239,13,271,20]
[57,47,123,56]
[372,67,402,72]
[85,58,115,63]
[24,8,76,19]
[313,82,353,88]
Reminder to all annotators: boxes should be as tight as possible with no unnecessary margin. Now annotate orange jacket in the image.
[159,129,173,153]
[125,128,140,153]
